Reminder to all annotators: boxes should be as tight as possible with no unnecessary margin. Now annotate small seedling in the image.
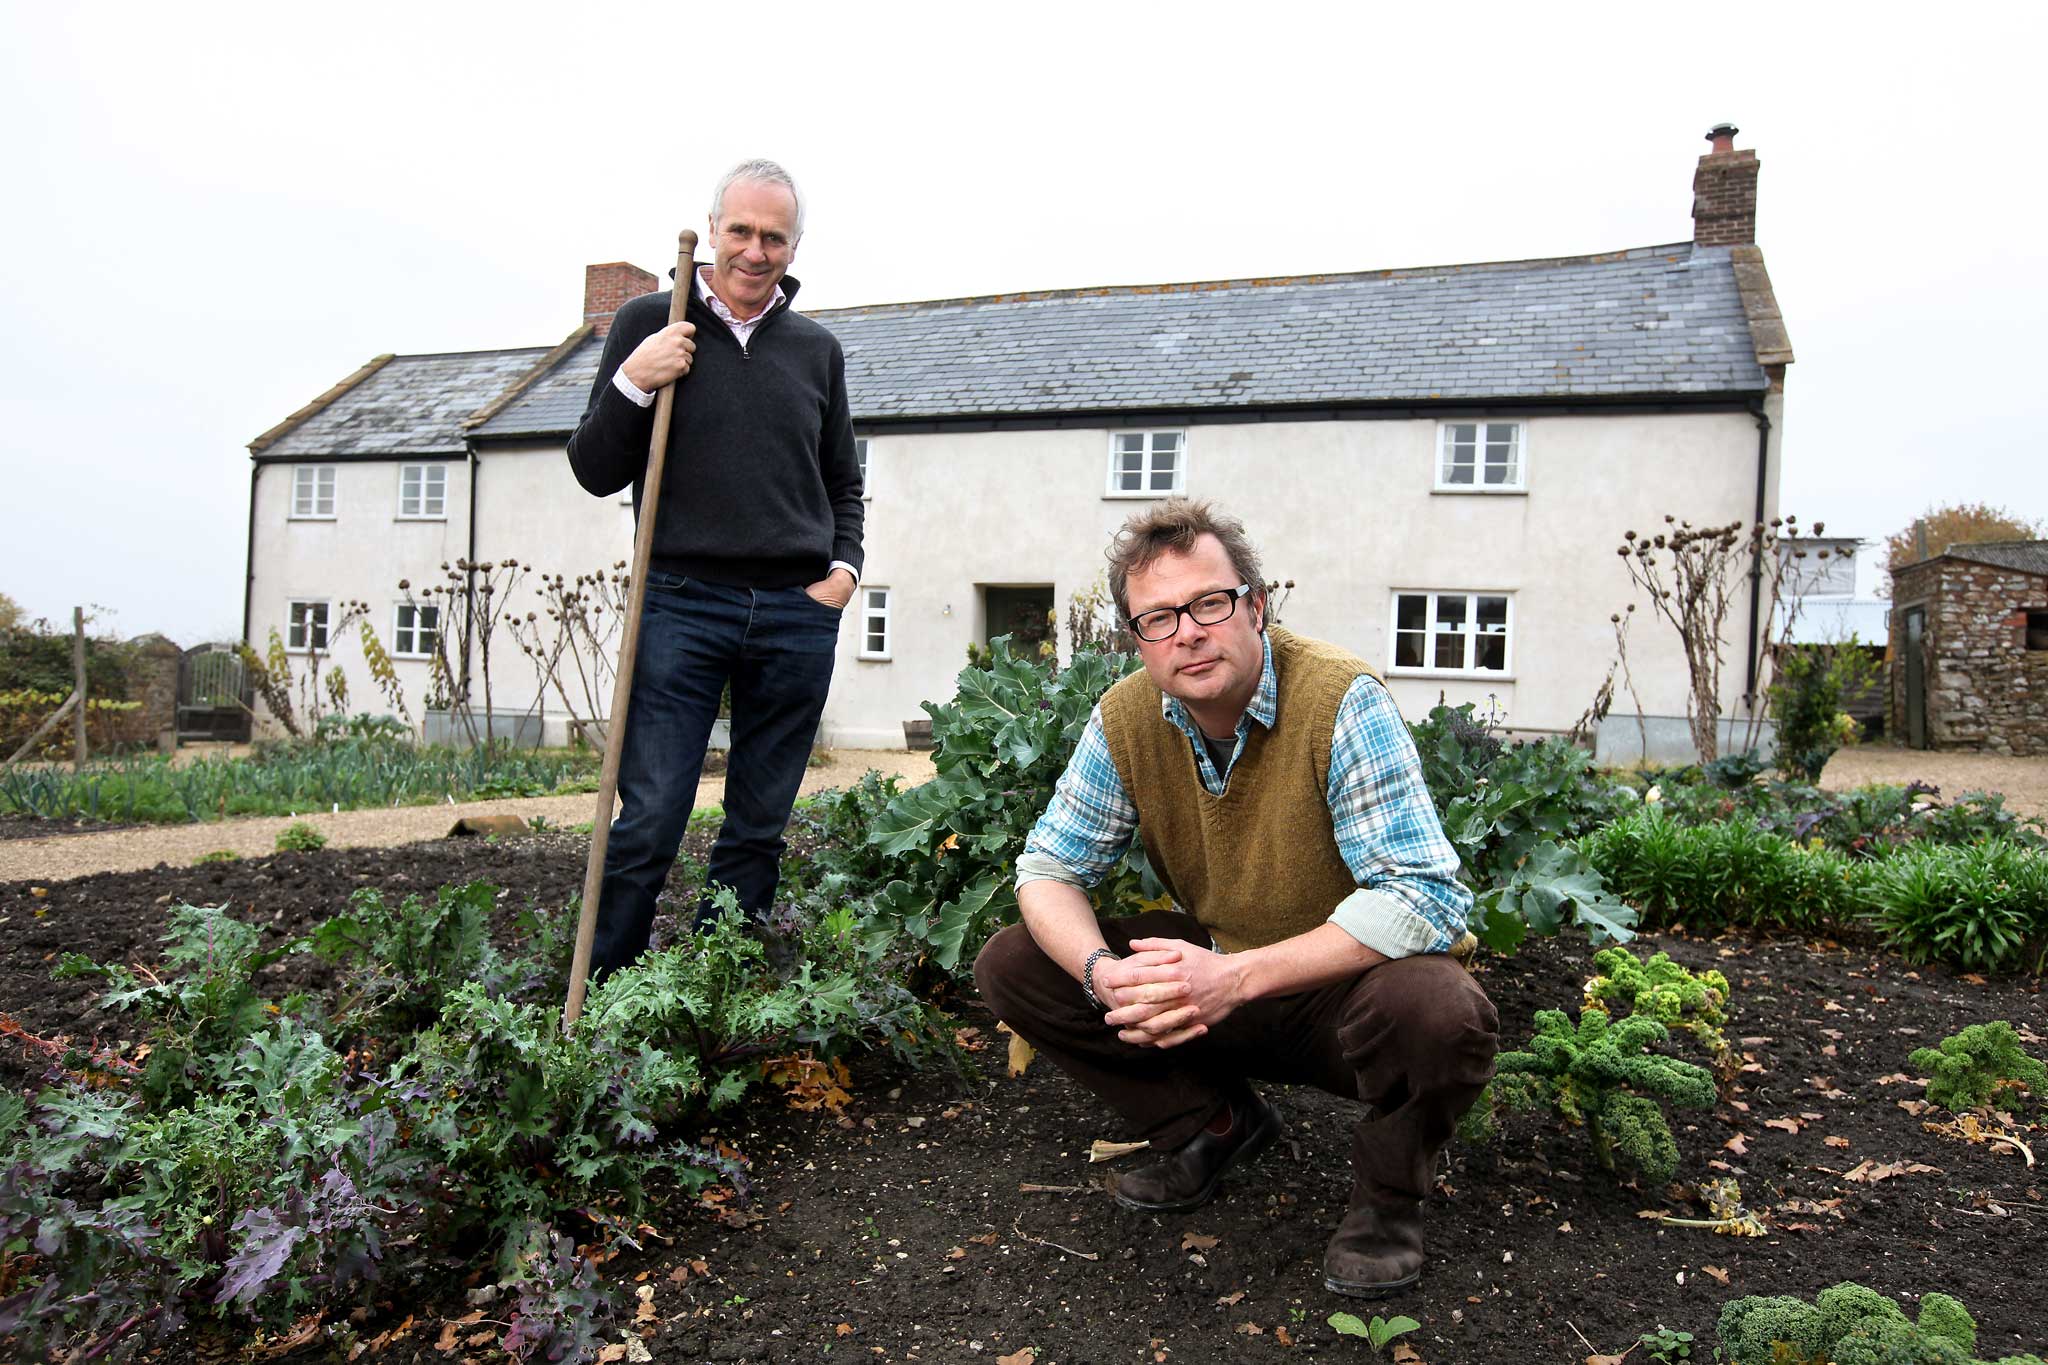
[275,821,326,853]
[1639,1325,1695,1361]
[191,849,239,866]
[1329,1312,1420,1351]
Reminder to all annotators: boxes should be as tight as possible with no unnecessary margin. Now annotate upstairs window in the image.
[859,587,892,660]
[1436,422,1524,491]
[1107,431,1185,497]
[393,603,440,658]
[292,465,336,518]
[855,437,870,498]
[1391,591,1512,675]
[398,464,447,518]
[287,599,330,652]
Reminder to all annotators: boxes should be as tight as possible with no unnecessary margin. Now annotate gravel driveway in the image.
[0,749,938,885]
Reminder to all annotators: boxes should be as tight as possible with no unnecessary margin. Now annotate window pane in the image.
[1434,595,1467,629]
[1447,424,1476,445]
[1476,596,1508,629]
[1150,466,1175,491]
[1433,631,1465,669]
[1151,432,1181,455]
[1444,458,1474,485]
[1117,433,1145,454]
[1121,451,1144,474]
[866,589,887,611]
[1485,423,1517,445]
[1474,635,1506,671]
[1396,594,1426,631]
[1395,631,1426,668]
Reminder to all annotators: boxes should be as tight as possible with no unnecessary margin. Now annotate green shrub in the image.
[191,849,239,866]
[273,821,326,853]
[1767,642,1873,783]
[1908,1021,2046,1113]
[1865,842,2048,974]
[1580,806,1860,934]
[1467,1008,1716,1182]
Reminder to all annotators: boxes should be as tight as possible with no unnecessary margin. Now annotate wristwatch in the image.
[1081,947,1120,1010]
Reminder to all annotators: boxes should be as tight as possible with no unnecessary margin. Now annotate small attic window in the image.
[2028,610,2048,651]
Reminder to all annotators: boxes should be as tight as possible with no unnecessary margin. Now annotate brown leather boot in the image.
[1322,1196,1425,1297]
[1113,1092,1282,1214]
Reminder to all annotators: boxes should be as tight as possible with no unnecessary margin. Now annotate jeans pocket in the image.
[646,571,690,596]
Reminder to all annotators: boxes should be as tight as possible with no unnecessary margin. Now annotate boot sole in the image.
[1322,1268,1422,1298]
[1113,1107,1282,1214]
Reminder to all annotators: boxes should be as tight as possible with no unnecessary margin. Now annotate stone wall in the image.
[1889,559,2048,755]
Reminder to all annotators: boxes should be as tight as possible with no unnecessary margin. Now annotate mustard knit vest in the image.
[1098,627,1374,953]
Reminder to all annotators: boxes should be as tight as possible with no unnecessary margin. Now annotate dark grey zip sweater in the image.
[565,274,864,588]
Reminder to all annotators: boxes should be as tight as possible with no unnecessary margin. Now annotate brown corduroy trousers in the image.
[975,909,1500,1204]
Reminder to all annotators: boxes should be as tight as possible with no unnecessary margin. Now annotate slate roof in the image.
[269,240,1775,449]
[471,333,604,440]
[1947,541,2048,577]
[254,346,554,458]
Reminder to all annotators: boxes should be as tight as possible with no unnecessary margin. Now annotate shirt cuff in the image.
[611,368,655,408]
[1328,887,1449,960]
[1015,848,1089,892]
[828,560,859,586]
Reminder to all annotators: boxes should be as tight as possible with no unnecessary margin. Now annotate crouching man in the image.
[975,499,1497,1297]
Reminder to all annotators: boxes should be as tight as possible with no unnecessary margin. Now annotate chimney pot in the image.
[1706,122,1739,153]
[583,261,659,337]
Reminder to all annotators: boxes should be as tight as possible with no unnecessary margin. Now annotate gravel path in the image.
[1818,744,2048,820]
[0,750,937,885]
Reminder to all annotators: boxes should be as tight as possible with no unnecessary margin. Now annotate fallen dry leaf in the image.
[1089,1138,1151,1163]
[1764,1117,1802,1134]
[1824,1136,1850,1149]
[836,1324,855,1338]
[1587,1355,1629,1365]
[1235,1322,1265,1335]
[968,1231,999,1246]
[1217,1290,1246,1306]
[995,1350,1036,1365]
[1182,1232,1219,1251]
[1006,1028,1036,1078]
[1844,1159,1940,1184]
[1636,1208,1671,1220]
[1275,1325,1295,1346]
[1392,1344,1425,1364]
[434,1323,462,1354]
[945,1246,967,1260]
[1724,1134,1750,1155]
[596,1345,627,1363]
[1702,1265,1730,1285]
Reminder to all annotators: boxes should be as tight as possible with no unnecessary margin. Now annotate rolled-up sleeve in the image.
[1324,676,1472,958]
[1016,707,1138,892]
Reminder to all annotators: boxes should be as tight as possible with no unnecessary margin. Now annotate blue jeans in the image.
[590,573,840,972]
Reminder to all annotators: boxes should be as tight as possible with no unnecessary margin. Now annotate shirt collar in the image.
[1158,632,1278,739]
[695,264,787,326]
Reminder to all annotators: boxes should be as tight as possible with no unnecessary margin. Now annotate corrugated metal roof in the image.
[258,347,554,458]
[1948,541,2048,577]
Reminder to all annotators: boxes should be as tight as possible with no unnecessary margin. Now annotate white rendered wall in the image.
[828,409,1775,751]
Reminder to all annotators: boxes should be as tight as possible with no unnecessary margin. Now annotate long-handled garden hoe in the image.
[563,228,698,1029]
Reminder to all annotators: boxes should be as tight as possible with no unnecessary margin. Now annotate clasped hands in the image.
[1092,938,1244,1049]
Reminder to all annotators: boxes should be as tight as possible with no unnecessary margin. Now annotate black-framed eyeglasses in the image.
[1127,583,1252,643]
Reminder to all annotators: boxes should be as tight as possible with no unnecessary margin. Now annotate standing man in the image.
[975,499,1496,1298]
[567,158,863,972]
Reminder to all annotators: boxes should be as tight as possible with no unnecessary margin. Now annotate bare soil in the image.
[2,823,2042,1363]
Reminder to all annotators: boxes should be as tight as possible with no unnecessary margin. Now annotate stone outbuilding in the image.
[1888,541,2048,754]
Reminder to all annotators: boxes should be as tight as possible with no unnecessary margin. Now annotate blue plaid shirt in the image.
[1015,634,1471,958]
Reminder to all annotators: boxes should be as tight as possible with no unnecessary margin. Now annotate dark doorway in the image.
[983,586,1055,659]
[1902,607,1927,750]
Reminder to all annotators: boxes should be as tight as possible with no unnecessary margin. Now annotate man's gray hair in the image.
[709,158,806,241]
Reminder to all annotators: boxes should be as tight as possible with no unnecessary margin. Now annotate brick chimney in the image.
[584,262,659,337]
[1692,122,1760,247]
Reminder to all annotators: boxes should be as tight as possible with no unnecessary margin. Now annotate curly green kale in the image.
[1913,1292,1976,1356]
[1717,1294,1824,1365]
[1908,1020,2047,1113]
[1488,1008,1717,1181]
[1585,947,1732,1054]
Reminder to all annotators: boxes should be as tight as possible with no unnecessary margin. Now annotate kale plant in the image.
[1467,1008,1716,1182]
[1717,1280,2017,1365]
[1583,946,1732,1058]
[1908,1021,2046,1114]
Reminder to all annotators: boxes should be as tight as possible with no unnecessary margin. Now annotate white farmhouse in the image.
[245,126,1793,763]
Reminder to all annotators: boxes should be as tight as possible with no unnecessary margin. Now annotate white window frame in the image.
[391,602,440,659]
[857,586,892,661]
[397,463,447,519]
[1388,590,1514,677]
[1104,430,1186,498]
[1433,421,1526,493]
[854,436,871,500]
[286,599,331,653]
[291,465,337,519]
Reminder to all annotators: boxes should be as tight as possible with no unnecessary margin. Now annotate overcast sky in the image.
[3,2,2043,643]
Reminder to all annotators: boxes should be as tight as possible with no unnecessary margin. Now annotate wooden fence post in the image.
[72,607,88,769]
